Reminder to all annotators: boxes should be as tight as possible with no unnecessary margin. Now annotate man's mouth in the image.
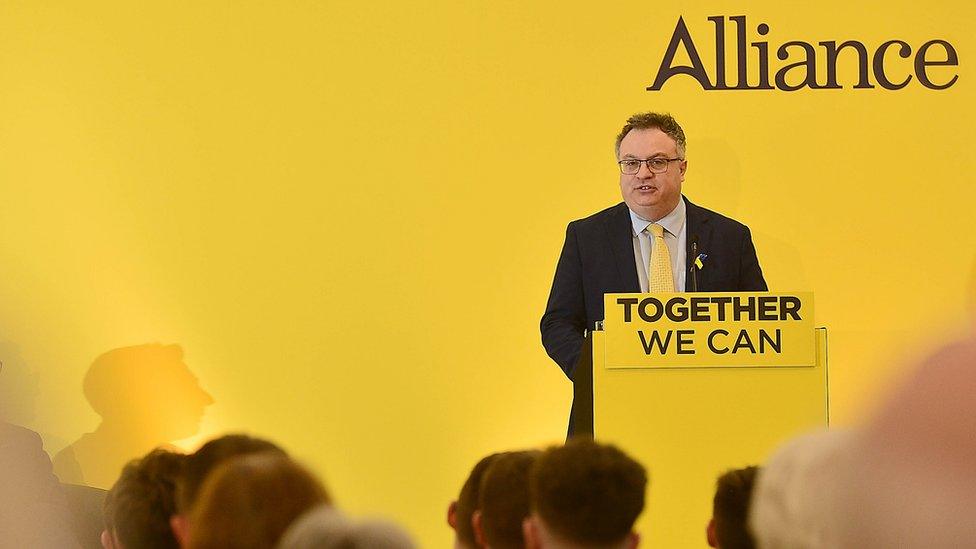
[637,185,655,191]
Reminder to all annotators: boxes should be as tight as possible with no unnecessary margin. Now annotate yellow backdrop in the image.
[1,2,973,547]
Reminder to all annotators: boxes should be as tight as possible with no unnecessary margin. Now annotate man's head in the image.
[524,439,647,549]
[171,434,286,546]
[615,112,687,221]
[449,453,500,549]
[185,452,330,549]
[473,451,540,549]
[707,466,759,549]
[749,430,854,549]
[102,448,186,549]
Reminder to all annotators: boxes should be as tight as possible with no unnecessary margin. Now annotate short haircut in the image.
[713,466,760,549]
[478,451,540,549]
[615,112,687,158]
[455,453,500,547]
[530,438,647,546]
[186,452,330,549]
[104,448,186,549]
[176,434,286,513]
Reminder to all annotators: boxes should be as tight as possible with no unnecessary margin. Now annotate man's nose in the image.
[637,161,656,177]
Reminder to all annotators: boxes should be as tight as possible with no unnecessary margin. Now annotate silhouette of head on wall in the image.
[84,344,214,440]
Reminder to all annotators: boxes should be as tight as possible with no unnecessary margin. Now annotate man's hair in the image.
[176,434,286,513]
[479,451,540,549]
[104,448,186,549]
[530,438,647,546]
[713,466,760,549]
[455,453,500,547]
[186,452,330,549]
[615,112,687,158]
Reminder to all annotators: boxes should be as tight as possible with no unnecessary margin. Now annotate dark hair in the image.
[479,451,540,549]
[104,448,186,549]
[455,453,500,546]
[713,466,760,549]
[615,112,687,158]
[530,438,647,546]
[176,434,286,512]
[186,452,330,549]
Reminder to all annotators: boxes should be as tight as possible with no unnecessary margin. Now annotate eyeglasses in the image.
[618,157,683,175]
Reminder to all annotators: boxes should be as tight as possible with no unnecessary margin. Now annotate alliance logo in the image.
[648,16,959,91]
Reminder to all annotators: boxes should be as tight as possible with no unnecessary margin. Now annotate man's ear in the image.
[447,500,459,530]
[626,530,640,549]
[706,518,718,547]
[170,514,190,547]
[100,529,116,549]
[473,510,487,548]
[523,516,541,549]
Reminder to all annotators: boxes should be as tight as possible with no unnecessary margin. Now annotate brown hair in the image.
[615,112,687,158]
[177,433,286,512]
[455,453,500,547]
[479,451,539,549]
[713,466,760,549]
[104,448,185,549]
[530,438,646,546]
[186,452,330,549]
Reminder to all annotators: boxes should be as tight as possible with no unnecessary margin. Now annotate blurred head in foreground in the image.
[707,466,759,549]
[171,433,286,545]
[474,450,540,549]
[524,438,646,549]
[186,452,330,549]
[278,505,416,549]
[749,430,854,549]
[102,448,185,549]
[449,453,500,549]
[837,336,976,548]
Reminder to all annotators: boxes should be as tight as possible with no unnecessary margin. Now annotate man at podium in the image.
[541,112,767,378]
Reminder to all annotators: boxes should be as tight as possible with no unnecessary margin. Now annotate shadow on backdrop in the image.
[0,339,40,427]
[52,343,214,489]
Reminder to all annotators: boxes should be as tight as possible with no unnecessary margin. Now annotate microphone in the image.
[689,235,699,292]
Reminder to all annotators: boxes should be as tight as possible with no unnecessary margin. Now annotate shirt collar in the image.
[629,198,686,238]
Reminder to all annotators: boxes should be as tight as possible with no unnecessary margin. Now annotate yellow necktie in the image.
[648,223,675,292]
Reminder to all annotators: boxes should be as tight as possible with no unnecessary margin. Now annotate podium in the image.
[571,292,828,549]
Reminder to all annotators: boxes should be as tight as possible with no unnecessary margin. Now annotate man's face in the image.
[617,128,686,220]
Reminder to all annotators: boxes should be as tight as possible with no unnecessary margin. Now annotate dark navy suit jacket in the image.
[541,196,768,379]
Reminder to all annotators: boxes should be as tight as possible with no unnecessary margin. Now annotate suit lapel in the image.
[684,196,713,291]
[605,203,641,293]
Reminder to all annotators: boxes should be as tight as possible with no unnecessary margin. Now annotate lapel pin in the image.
[694,253,707,270]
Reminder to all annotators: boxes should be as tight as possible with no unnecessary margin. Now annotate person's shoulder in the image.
[568,202,628,230]
[686,197,751,234]
[0,422,44,451]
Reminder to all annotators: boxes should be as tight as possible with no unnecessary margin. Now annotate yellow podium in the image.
[588,292,827,548]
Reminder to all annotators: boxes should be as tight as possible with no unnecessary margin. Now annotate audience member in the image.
[837,336,976,548]
[101,448,185,549]
[707,466,759,549]
[448,453,500,549]
[186,452,330,549]
[474,451,539,549]
[749,430,854,549]
[0,421,80,548]
[277,505,416,549]
[171,433,287,545]
[523,439,646,549]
